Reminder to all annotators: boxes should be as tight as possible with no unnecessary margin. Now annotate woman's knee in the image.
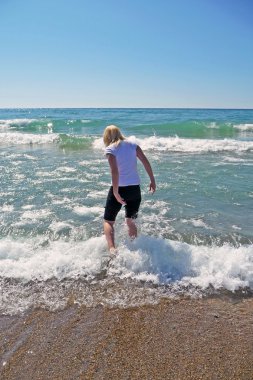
[104,220,115,227]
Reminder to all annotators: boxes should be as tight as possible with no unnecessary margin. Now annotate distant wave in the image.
[0,132,96,149]
[139,136,253,153]
[58,134,93,149]
[0,118,37,127]
[205,122,220,129]
[0,132,59,145]
[93,136,253,153]
[1,131,253,153]
[0,119,37,132]
[233,123,253,131]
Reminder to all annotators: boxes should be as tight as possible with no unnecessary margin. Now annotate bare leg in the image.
[103,220,116,250]
[126,218,137,239]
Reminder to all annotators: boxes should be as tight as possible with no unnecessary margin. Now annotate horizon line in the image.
[0,106,253,111]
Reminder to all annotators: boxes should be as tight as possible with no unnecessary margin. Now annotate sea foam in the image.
[0,235,252,292]
[0,118,37,127]
[1,131,253,152]
[93,136,253,153]
[234,123,253,131]
[0,132,59,146]
[73,206,104,216]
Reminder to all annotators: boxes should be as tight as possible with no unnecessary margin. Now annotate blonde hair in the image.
[103,125,125,147]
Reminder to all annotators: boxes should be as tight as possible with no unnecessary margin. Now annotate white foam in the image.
[47,122,53,133]
[206,122,219,129]
[14,173,26,181]
[223,156,246,163]
[0,235,252,292]
[51,197,72,205]
[232,225,242,231]
[56,166,77,173]
[0,132,59,146]
[73,206,103,216]
[87,190,108,199]
[0,118,37,128]
[2,152,35,160]
[93,136,253,153]
[0,123,12,131]
[49,221,73,233]
[0,237,107,280]
[234,123,253,131]
[79,159,104,166]
[143,200,170,216]
[21,209,52,220]
[36,171,55,178]
[21,205,35,210]
[140,136,253,153]
[92,138,105,150]
[23,154,37,160]
[190,219,212,229]
[112,236,253,291]
[1,205,14,212]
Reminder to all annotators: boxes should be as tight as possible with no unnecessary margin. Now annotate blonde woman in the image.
[103,125,156,254]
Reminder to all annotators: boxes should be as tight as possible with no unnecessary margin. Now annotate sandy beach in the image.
[1,297,253,380]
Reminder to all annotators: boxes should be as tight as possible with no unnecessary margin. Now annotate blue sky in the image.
[0,0,252,108]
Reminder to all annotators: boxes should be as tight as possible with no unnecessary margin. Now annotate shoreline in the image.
[1,297,253,379]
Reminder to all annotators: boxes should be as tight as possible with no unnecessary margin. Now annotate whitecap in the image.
[93,136,253,153]
[55,166,77,173]
[0,132,59,146]
[232,225,242,230]
[87,190,108,199]
[49,221,73,233]
[21,205,35,210]
[0,235,252,293]
[1,205,14,212]
[206,122,219,129]
[21,209,52,220]
[0,118,37,127]
[73,206,103,216]
[233,123,253,131]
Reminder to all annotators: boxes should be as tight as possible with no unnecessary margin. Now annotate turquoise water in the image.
[1,108,253,313]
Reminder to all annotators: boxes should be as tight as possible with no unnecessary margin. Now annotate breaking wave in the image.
[93,136,253,153]
[0,132,59,146]
[0,235,252,292]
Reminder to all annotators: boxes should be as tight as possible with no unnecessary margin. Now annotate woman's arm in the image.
[107,154,126,205]
[136,145,156,193]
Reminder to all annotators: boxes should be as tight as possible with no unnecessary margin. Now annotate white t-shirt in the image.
[105,140,140,186]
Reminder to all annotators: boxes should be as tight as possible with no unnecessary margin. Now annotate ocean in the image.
[0,108,253,314]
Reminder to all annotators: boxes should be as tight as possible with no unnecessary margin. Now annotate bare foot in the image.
[109,247,118,257]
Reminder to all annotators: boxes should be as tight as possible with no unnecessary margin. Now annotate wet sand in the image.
[0,297,253,380]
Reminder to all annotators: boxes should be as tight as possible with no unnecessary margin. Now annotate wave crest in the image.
[233,123,253,131]
[0,132,59,146]
[0,235,252,292]
[93,136,253,153]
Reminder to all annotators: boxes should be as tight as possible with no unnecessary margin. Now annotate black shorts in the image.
[104,185,141,222]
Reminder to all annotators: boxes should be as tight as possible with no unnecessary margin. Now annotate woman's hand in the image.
[149,179,156,193]
[113,191,126,205]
